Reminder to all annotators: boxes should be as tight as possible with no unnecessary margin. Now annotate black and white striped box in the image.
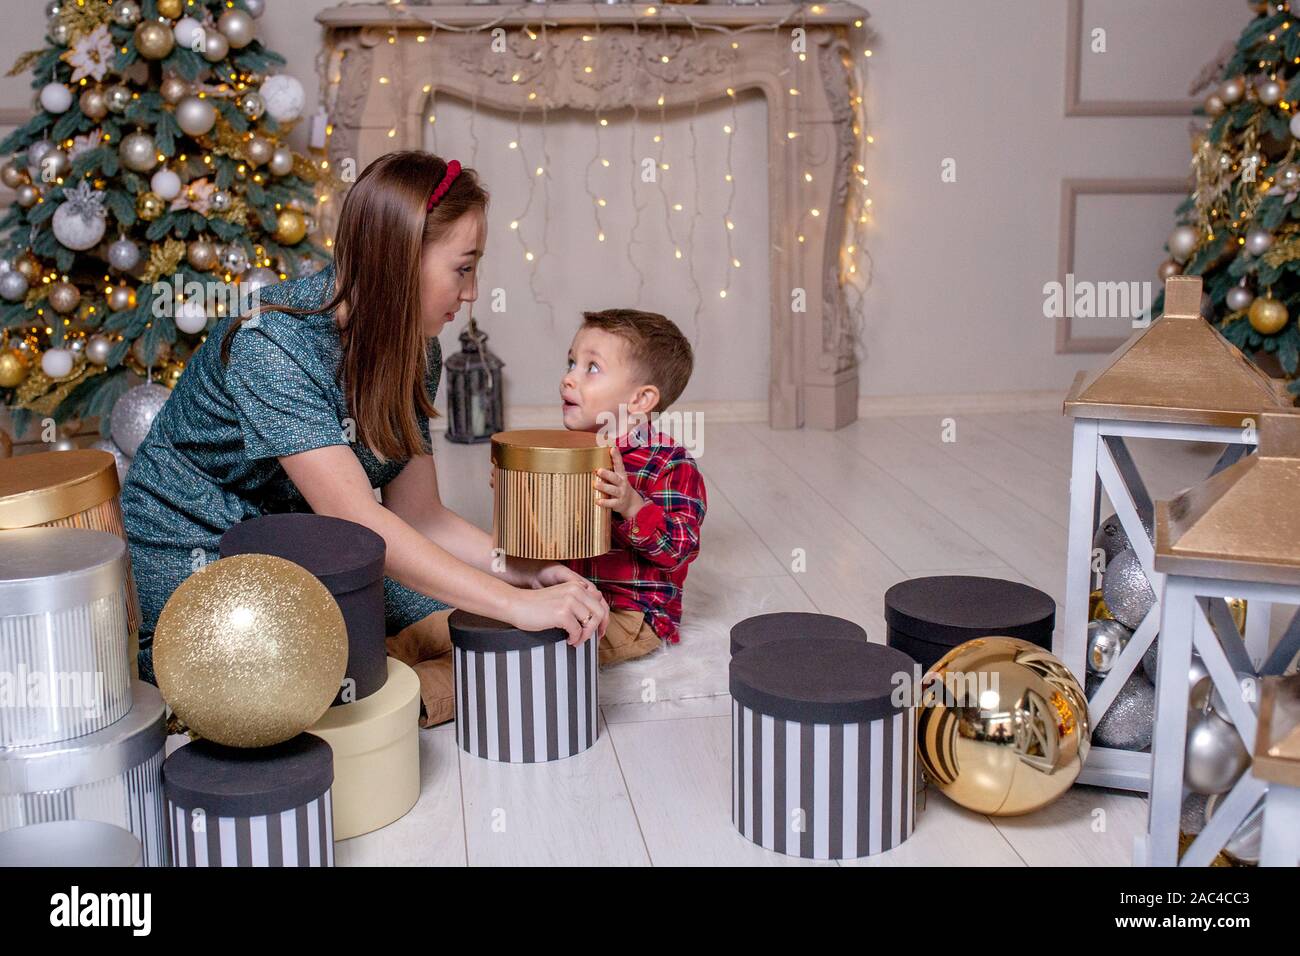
[730,637,918,859]
[450,610,598,763]
[163,733,334,867]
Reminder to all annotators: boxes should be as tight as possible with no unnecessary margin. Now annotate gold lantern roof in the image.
[1063,275,1293,426]
[1154,409,1300,586]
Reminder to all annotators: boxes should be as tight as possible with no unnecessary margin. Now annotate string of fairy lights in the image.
[312,1,875,362]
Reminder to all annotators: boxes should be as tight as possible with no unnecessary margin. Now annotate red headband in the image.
[427,160,462,210]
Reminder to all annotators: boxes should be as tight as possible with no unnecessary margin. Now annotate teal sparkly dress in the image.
[121,262,450,683]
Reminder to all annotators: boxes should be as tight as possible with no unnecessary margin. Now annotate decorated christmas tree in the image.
[1159,1,1300,398]
[0,0,328,446]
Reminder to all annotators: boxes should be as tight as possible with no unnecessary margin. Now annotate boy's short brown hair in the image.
[580,309,694,412]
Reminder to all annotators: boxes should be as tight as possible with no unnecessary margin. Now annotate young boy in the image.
[561,309,707,665]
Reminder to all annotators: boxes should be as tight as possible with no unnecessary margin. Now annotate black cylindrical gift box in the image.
[883,575,1055,672]
[449,610,598,763]
[730,611,869,656]
[163,733,335,867]
[221,513,387,705]
[730,638,918,860]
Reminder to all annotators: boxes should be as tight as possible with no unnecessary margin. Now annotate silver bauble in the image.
[1185,711,1250,795]
[48,17,69,45]
[0,270,29,302]
[220,244,249,274]
[108,237,141,271]
[245,136,273,167]
[45,0,62,17]
[202,29,230,63]
[210,189,232,212]
[186,238,217,271]
[90,437,131,484]
[119,131,158,173]
[105,85,132,113]
[1086,670,1155,751]
[1208,673,1256,726]
[1087,618,1133,675]
[48,281,80,314]
[175,96,216,137]
[26,139,54,173]
[1181,792,1210,836]
[1205,93,1226,117]
[218,8,255,48]
[1257,78,1283,106]
[1205,794,1264,865]
[1101,547,1156,629]
[172,17,204,50]
[111,382,171,457]
[15,184,39,208]
[245,0,265,16]
[1141,639,1207,690]
[244,267,279,292]
[131,336,170,369]
[1168,224,1198,263]
[237,91,265,121]
[1291,111,1300,140]
[112,0,141,27]
[1244,227,1273,257]
[268,146,294,177]
[1220,76,1245,104]
[86,333,113,365]
[1093,512,1153,565]
[1225,284,1255,312]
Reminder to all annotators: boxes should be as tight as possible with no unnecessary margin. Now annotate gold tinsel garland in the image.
[57,0,114,46]
[1262,231,1300,268]
[140,238,187,285]
[14,360,104,416]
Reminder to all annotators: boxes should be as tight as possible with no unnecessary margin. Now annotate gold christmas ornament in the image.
[153,553,348,748]
[185,238,217,271]
[244,135,273,167]
[78,87,108,121]
[916,636,1090,816]
[157,0,183,18]
[16,184,40,208]
[136,191,164,221]
[0,349,28,388]
[1248,295,1288,334]
[14,255,39,280]
[133,20,174,60]
[273,207,307,245]
[1157,259,1183,282]
[0,162,25,189]
[107,284,136,313]
[159,74,189,105]
[48,281,81,314]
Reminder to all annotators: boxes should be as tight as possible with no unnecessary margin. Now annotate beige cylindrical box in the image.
[0,450,141,676]
[307,657,420,841]
[491,429,612,560]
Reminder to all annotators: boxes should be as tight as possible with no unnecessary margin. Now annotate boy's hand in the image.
[595,446,645,521]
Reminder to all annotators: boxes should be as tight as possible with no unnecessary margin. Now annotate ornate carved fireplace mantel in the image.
[316,2,867,429]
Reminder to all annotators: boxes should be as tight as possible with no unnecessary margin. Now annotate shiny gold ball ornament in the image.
[1157,259,1183,282]
[159,74,189,105]
[136,191,165,221]
[156,0,182,18]
[244,135,273,167]
[916,636,1091,816]
[273,207,307,245]
[186,238,217,271]
[1248,295,1288,334]
[153,553,348,748]
[0,349,28,388]
[48,281,81,314]
[79,87,108,121]
[107,284,136,313]
[133,20,175,60]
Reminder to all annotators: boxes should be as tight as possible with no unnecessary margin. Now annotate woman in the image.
[122,151,608,725]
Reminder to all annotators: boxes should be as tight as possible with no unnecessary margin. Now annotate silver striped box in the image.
[730,636,918,860]
[0,528,133,747]
[450,610,598,763]
[163,733,335,868]
[0,679,168,866]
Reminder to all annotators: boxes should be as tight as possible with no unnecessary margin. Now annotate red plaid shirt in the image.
[564,424,707,644]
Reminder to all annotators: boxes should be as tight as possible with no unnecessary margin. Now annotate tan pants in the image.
[386,608,662,728]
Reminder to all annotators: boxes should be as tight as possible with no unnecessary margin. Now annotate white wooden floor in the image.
[338,410,1233,866]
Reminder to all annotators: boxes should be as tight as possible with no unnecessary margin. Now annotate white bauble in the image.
[41,347,74,379]
[173,16,203,49]
[260,74,305,123]
[175,95,216,137]
[39,82,73,114]
[1168,225,1198,263]
[244,0,265,17]
[52,200,107,251]
[175,298,208,334]
[150,168,182,200]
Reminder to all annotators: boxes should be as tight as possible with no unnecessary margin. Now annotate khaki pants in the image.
[386,608,661,728]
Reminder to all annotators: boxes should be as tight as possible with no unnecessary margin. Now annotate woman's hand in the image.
[508,580,609,646]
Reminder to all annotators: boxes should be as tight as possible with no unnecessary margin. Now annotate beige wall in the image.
[0,1,1250,424]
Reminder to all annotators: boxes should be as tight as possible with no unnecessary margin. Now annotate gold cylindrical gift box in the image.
[0,451,141,676]
[491,429,612,560]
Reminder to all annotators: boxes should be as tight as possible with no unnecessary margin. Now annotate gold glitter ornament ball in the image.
[154,553,347,748]
[916,636,1090,816]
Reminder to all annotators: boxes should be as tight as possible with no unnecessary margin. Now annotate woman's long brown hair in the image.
[220,151,489,462]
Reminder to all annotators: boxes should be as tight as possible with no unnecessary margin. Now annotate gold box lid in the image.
[1154,410,1300,585]
[0,449,120,529]
[1063,275,1293,427]
[490,429,612,474]
[1252,675,1300,787]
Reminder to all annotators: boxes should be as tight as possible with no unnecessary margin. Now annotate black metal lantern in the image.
[444,315,504,443]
